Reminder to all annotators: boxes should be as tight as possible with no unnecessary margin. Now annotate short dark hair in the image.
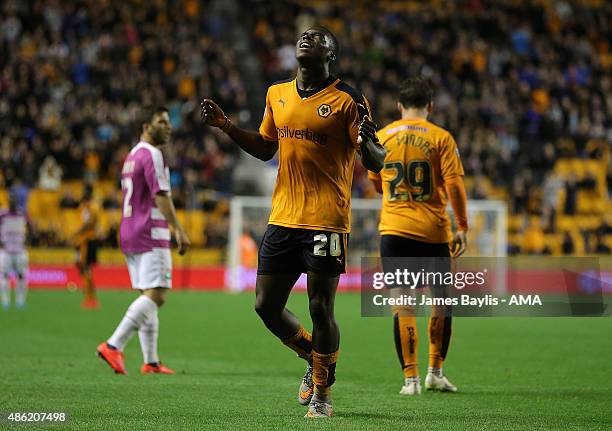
[139,106,168,127]
[135,106,168,136]
[399,76,434,109]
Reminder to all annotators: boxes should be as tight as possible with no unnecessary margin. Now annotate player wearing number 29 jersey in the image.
[369,77,468,397]
[367,113,464,244]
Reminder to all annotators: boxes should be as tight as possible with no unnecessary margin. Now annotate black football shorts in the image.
[257,224,348,276]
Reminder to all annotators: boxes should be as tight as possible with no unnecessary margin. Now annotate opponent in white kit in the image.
[96,107,190,375]
[0,193,30,310]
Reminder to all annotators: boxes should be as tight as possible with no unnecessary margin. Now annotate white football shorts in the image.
[125,248,172,290]
[0,250,28,278]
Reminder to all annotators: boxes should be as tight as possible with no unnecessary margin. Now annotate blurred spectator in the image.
[59,190,79,208]
[9,179,28,212]
[522,217,548,255]
[102,191,119,210]
[561,231,575,255]
[593,228,610,254]
[564,175,577,215]
[38,156,63,191]
[240,231,258,268]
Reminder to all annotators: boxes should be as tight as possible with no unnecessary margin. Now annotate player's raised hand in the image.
[357,109,378,145]
[176,228,191,255]
[450,230,467,258]
[200,99,227,128]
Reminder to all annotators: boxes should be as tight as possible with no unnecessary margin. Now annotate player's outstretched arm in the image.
[200,99,278,161]
[357,110,386,173]
[445,176,468,257]
[154,191,190,255]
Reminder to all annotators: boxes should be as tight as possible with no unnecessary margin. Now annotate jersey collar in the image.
[295,75,337,99]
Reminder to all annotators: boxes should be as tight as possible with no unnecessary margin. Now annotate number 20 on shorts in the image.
[313,233,341,257]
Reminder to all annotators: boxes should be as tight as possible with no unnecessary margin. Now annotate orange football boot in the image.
[141,363,176,374]
[96,342,127,375]
[81,298,100,309]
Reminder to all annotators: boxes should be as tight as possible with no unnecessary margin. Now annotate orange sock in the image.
[428,314,452,369]
[393,312,419,378]
[312,350,339,398]
[282,325,312,363]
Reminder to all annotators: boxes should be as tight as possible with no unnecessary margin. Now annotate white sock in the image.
[428,367,443,377]
[15,277,27,307]
[405,376,420,384]
[138,310,159,364]
[108,295,158,351]
[0,276,9,308]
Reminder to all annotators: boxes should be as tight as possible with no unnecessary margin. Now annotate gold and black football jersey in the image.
[259,77,372,233]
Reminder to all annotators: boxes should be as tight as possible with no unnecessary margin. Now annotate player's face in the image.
[148,112,172,146]
[295,28,333,64]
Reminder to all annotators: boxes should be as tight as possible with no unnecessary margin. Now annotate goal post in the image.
[226,197,507,292]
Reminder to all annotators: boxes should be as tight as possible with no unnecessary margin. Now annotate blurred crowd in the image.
[251,0,611,254]
[1,0,610,254]
[0,0,242,205]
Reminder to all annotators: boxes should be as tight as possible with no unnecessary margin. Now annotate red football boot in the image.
[81,298,100,309]
[96,342,127,375]
[141,363,176,374]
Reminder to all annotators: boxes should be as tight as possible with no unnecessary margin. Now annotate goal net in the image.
[226,197,507,292]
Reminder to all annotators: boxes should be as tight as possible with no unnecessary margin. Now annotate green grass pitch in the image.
[1,290,611,430]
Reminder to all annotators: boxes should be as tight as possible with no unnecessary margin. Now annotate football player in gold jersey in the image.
[201,27,385,418]
[73,184,101,309]
[369,76,468,396]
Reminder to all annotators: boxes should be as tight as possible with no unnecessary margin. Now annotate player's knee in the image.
[254,295,273,320]
[144,289,166,307]
[308,296,331,324]
[155,296,166,307]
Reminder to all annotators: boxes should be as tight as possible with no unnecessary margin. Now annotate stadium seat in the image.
[0,189,8,208]
[60,209,82,242]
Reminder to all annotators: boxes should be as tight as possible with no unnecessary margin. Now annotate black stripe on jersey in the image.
[335,81,369,119]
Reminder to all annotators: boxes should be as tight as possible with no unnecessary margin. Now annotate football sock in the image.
[405,376,420,384]
[312,350,338,400]
[84,276,96,301]
[15,278,27,307]
[282,325,313,363]
[428,314,452,369]
[138,309,159,365]
[428,367,443,377]
[393,312,419,378]
[108,295,158,351]
[0,277,9,308]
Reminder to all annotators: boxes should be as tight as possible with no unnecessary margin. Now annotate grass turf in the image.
[1,290,611,430]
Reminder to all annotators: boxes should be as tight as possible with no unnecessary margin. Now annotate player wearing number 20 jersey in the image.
[201,27,385,418]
